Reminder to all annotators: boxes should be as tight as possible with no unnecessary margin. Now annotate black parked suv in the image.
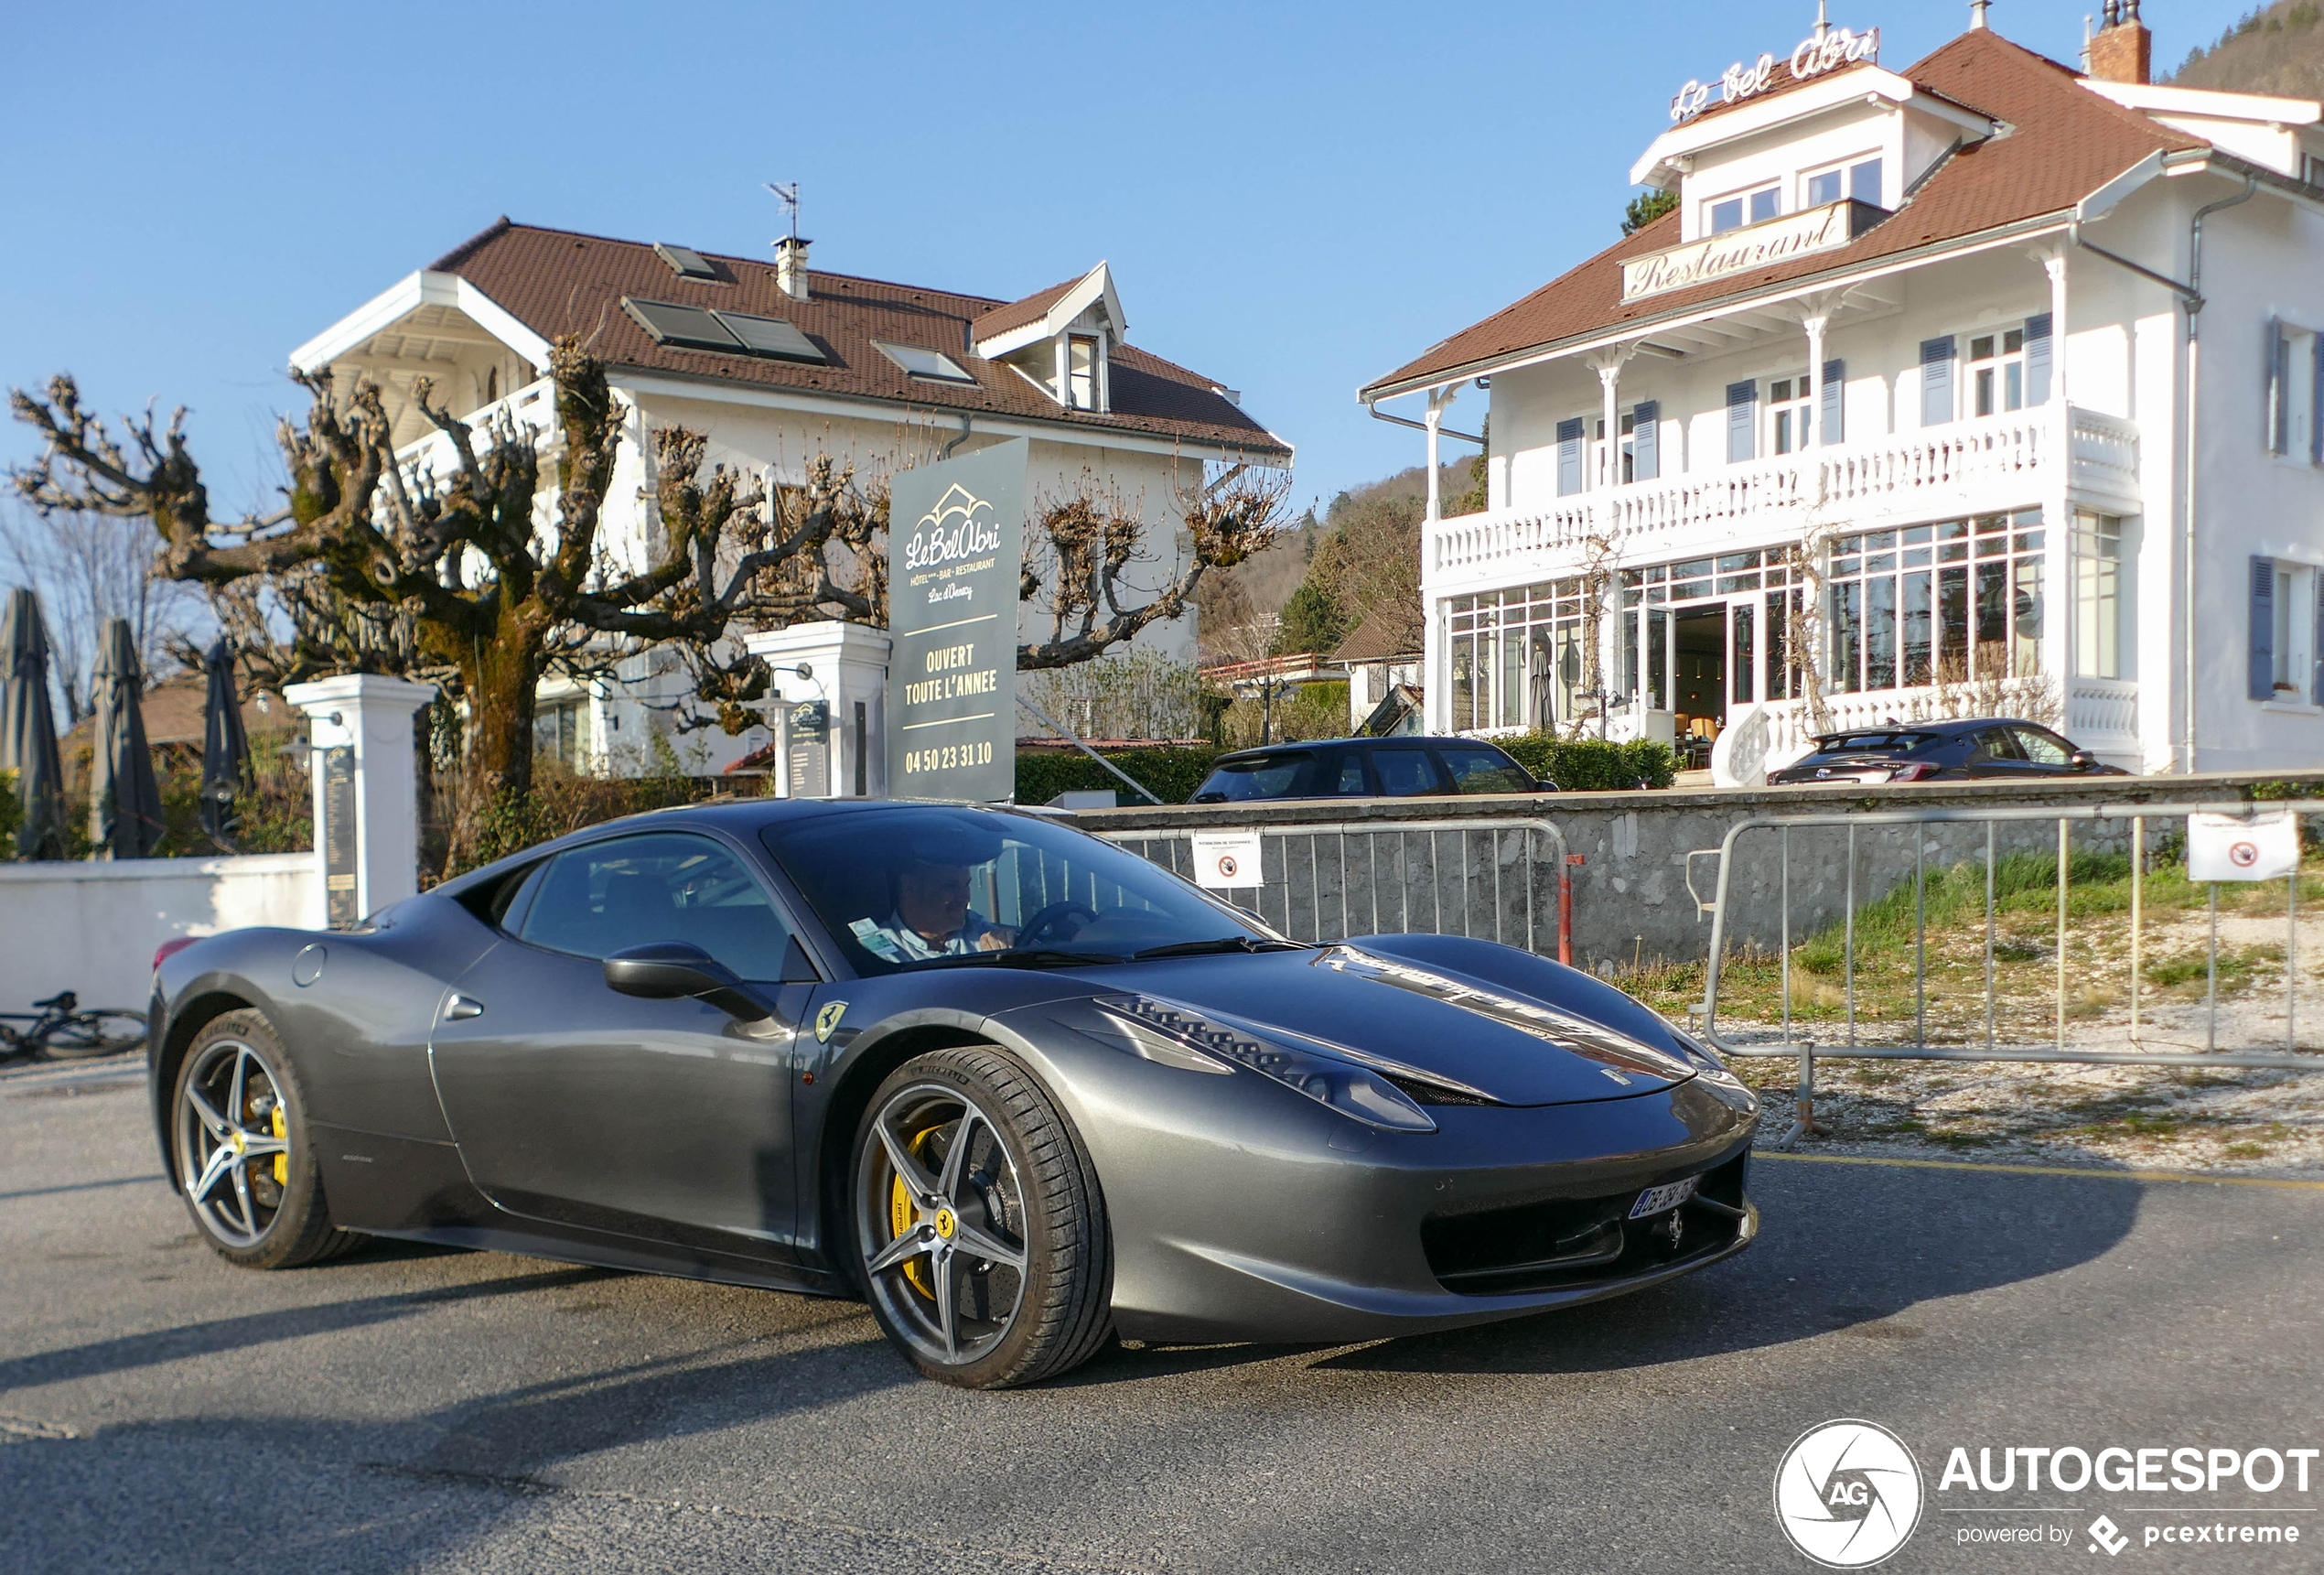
[1767,717,2129,784]
[1190,737,1548,804]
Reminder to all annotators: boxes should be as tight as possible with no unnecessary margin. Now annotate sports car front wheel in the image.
[172,1009,359,1269]
[853,1046,1113,1388]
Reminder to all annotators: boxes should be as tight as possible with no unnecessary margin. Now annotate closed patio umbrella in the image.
[1,588,67,859]
[90,617,164,860]
[198,636,249,850]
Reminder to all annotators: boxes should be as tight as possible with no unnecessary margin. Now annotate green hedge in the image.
[1496,733,1679,792]
[1016,746,1225,806]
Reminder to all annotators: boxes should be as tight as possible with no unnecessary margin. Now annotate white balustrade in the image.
[1427,403,2142,588]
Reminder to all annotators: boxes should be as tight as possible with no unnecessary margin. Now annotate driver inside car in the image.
[848,830,1019,963]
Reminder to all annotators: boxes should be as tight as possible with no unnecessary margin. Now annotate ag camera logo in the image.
[1775,1419,1924,1568]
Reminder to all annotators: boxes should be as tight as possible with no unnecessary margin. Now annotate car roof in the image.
[1810,717,2040,746]
[1210,736,1491,764]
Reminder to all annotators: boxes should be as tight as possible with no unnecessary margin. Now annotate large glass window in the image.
[1826,512,2044,693]
[2072,512,2128,679]
[1618,547,1802,710]
[1708,184,1779,233]
[1447,578,1591,731]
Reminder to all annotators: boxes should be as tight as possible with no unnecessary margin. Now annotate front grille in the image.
[1422,1152,1748,1296]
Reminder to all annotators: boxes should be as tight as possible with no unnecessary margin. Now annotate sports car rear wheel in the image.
[172,1010,358,1269]
[853,1046,1112,1388]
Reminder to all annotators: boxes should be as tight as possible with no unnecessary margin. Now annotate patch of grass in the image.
[2222,1141,2273,1159]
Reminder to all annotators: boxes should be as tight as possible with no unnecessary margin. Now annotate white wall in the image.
[0,854,318,1015]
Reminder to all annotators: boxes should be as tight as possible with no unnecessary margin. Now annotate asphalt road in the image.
[4,1052,2319,1575]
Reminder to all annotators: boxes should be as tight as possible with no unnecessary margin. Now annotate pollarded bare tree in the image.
[9,340,791,819]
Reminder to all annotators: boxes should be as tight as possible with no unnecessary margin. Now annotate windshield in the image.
[1815,731,1936,755]
[1191,752,1316,803]
[762,806,1270,975]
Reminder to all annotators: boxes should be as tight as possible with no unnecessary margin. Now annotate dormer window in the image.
[1805,156,1884,209]
[1709,184,1780,234]
[1067,334,1103,410]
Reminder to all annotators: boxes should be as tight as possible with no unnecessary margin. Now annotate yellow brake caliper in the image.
[888,1127,943,1298]
[271,1106,287,1186]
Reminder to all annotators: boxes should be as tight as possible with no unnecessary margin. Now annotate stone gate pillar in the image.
[743,622,893,798]
[283,675,438,928]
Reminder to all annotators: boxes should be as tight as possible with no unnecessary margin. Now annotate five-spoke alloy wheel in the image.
[853,1047,1113,1388]
[172,1009,354,1268]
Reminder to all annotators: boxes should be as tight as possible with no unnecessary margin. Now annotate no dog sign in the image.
[1190,829,1264,890]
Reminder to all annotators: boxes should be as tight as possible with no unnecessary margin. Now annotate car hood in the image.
[1035,939,1701,1107]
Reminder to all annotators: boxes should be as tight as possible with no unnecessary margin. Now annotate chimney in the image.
[775,235,812,302]
[2087,0,2152,84]
[1969,0,1990,30]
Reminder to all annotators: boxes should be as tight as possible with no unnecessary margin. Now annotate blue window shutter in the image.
[1920,337,1955,426]
[1556,417,1584,496]
[2267,318,2290,454]
[1726,381,1757,464]
[2314,574,2324,706]
[2025,313,2053,405]
[1820,359,1845,445]
[2251,556,2276,700]
[1631,400,1659,481]
[2311,332,2323,464]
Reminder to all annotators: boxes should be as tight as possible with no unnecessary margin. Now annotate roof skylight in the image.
[622,299,829,364]
[711,310,826,363]
[653,243,718,280]
[874,341,976,383]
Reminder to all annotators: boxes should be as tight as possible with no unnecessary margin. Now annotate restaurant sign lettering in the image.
[1669,26,1879,124]
[1619,200,1873,303]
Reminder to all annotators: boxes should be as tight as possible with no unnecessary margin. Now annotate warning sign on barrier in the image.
[2186,809,2300,882]
[1190,829,1264,889]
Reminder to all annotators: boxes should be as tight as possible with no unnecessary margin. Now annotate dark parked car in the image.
[1767,718,2130,785]
[147,799,1757,1390]
[1191,737,1549,804]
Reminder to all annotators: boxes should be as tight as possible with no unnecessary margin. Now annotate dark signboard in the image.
[784,700,831,798]
[320,745,358,928]
[887,439,1025,803]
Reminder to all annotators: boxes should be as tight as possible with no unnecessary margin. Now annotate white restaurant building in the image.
[1363,5,2324,778]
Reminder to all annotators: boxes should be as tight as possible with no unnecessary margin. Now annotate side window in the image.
[520,832,798,982]
[1437,747,1533,794]
[2011,727,2072,767]
[1369,750,1442,797]
[1198,753,1316,801]
[1331,753,1370,794]
[1970,728,2023,764]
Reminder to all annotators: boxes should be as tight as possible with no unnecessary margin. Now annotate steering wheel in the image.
[1015,901,1099,948]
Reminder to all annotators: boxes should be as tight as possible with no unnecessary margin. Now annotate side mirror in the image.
[604,942,778,1023]
[2069,750,2096,771]
[1533,776,1558,793]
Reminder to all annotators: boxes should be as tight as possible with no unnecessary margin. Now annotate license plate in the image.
[1629,1176,1699,1219]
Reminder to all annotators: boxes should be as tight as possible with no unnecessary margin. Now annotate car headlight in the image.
[1666,1022,1746,1087]
[1085,994,1438,1133]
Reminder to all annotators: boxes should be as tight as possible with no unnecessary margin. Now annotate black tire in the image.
[39,1009,148,1061]
[852,1045,1113,1389]
[170,1009,360,1269]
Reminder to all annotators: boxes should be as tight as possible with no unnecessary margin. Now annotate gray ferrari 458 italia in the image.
[147,799,1759,1388]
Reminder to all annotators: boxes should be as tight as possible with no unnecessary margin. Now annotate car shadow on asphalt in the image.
[1308,1155,2144,1375]
[0,1262,623,1394]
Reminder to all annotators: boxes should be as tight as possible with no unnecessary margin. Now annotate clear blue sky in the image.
[0,1,2262,522]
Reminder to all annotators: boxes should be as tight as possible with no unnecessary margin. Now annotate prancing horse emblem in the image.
[815,1001,848,1042]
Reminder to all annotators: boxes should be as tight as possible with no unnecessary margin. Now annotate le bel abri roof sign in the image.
[1620,200,1881,304]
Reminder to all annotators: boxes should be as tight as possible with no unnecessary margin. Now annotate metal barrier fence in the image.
[1099,818,1576,962]
[1697,801,2324,1146]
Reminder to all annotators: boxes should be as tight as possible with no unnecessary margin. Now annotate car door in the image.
[428,829,818,1262]
[2008,725,2079,775]
[1960,726,2027,779]
[1366,747,1447,797]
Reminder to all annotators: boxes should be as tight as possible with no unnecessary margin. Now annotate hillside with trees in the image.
[2167,1,2324,98]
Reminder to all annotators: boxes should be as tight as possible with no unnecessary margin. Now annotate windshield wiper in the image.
[907,948,1127,971]
[1131,936,1310,960]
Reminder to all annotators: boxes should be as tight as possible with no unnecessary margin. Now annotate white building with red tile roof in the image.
[290,224,1290,775]
[1363,6,2324,777]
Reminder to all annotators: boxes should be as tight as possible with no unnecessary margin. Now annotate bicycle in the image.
[0,991,149,1063]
